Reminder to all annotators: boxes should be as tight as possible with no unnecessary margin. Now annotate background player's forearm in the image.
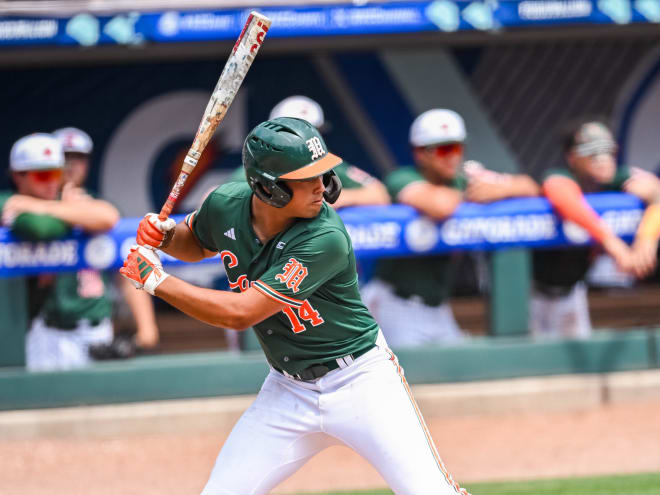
[154,277,281,329]
[398,182,462,220]
[4,195,118,234]
[333,182,390,209]
[119,276,159,348]
[501,174,541,198]
[47,198,119,232]
[542,175,612,243]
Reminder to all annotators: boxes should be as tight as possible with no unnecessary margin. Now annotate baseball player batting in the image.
[121,118,470,494]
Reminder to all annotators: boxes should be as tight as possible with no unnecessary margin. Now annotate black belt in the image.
[533,281,576,298]
[275,344,374,382]
[44,317,103,330]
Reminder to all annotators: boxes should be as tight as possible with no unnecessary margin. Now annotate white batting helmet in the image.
[269,96,325,129]
[10,133,64,172]
[53,127,93,154]
[409,109,466,147]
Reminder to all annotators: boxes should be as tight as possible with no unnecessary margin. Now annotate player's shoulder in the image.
[204,181,252,207]
[285,205,350,252]
[386,166,421,182]
[608,165,633,190]
[0,190,14,210]
[542,167,575,182]
[0,189,13,200]
[448,172,468,191]
[384,166,424,198]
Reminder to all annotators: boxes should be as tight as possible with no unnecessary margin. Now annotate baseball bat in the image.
[158,11,271,220]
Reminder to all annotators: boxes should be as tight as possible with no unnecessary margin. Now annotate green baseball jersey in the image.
[37,270,113,328]
[0,191,70,241]
[190,181,379,375]
[533,166,632,291]
[374,167,467,307]
[0,191,112,328]
[540,166,631,191]
[227,162,377,190]
[334,162,379,189]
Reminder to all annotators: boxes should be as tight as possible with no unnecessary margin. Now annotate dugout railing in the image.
[1,193,659,410]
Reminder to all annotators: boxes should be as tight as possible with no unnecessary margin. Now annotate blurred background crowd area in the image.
[1,0,660,363]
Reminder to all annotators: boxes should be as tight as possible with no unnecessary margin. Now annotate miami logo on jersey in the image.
[222,249,324,334]
[275,258,308,293]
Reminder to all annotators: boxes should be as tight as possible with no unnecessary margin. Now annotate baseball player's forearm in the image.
[635,204,660,243]
[335,183,390,208]
[398,182,462,220]
[502,175,541,198]
[46,198,119,232]
[160,222,214,263]
[623,168,660,205]
[465,174,539,203]
[622,172,660,277]
[542,175,612,243]
[119,276,159,347]
[630,204,660,278]
[154,277,282,330]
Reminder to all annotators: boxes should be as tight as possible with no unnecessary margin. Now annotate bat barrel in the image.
[157,11,271,221]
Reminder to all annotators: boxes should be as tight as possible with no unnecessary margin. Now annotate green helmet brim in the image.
[279,152,343,180]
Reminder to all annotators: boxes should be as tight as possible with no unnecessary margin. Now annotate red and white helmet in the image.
[53,127,93,154]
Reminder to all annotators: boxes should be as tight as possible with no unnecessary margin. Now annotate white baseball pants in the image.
[361,279,464,348]
[201,332,469,495]
[26,317,113,371]
[529,282,592,339]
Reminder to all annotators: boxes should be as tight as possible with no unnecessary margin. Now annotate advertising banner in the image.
[0,193,644,276]
[1,1,658,47]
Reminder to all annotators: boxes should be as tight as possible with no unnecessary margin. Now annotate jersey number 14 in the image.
[282,301,324,333]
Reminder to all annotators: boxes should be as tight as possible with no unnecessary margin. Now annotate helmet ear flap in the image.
[322,170,342,204]
[273,180,293,207]
[249,176,292,208]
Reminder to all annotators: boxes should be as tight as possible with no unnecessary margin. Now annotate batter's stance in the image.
[121,118,470,495]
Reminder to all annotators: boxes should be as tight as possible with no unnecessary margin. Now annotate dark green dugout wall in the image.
[0,278,27,367]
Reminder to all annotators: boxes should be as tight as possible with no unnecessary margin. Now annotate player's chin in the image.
[299,202,323,218]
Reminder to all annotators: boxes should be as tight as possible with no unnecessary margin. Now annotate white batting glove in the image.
[119,245,170,295]
[136,213,176,249]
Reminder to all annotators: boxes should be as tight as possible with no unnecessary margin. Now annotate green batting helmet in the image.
[243,117,342,208]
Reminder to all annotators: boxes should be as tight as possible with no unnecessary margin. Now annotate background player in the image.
[531,120,660,338]
[362,108,540,347]
[53,127,161,356]
[228,95,390,207]
[269,95,390,209]
[1,133,119,370]
[121,117,470,495]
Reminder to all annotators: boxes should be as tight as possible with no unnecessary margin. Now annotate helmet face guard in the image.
[243,117,343,208]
